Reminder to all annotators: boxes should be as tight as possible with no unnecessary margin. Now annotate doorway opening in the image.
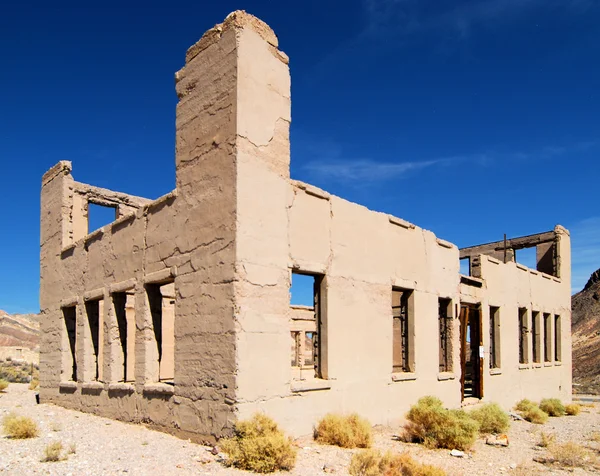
[460,303,483,401]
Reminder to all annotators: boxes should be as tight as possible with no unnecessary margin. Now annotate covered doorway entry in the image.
[460,303,483,401]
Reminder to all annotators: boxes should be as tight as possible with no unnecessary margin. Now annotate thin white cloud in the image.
[362,0,597,39]
[304,158,449,182]
[569,216,600,293]
[302,140,596,183]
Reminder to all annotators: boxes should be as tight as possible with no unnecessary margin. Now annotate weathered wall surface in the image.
[40,10,572,440]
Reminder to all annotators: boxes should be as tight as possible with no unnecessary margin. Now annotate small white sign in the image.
[479,346,485,358]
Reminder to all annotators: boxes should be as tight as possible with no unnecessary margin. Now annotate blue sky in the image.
[1,0,599,314]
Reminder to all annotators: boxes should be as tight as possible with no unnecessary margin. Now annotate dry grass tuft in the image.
[28,379,39,390]
[314,413,373,449]
[565,403,581,416]
[539,398,565,417]
[349,449,446,476]
[538,431,555,448]
[590,431,600,443]
[41,441,64,462]
[220,413,297,473]
[469,403,510,434]
[0,379,8,392]
[403,396,479,450]
[547,441,596,468]
[2,413,39,439]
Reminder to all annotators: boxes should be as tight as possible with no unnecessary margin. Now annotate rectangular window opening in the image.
[532,311,541,363]
[438,298,453,373]
[85,299,104,381]
[112,292,136,382]
[543,312,552,362]
[88,202,118,235]
[62,306,77,381]
[489,306,501,369]
[459,258,471,276]
[554,314,562,362]
[289,272,324,380]
[392,288,414,373]
[515,247,537,270]
[146,281,175,383]
[518,308,529,364]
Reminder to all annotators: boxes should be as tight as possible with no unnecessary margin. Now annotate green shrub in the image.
[469,403,510,434]
[2,413,39,439]
[41,441,64,462]
[0,379,8,392]
[349,449,446,476]
[314,413,372,448]
[565,404,580,416]
[220,413,296,473]
[539,398,565,417]
[522,406,548,424]
[514,399,536,412]
[404,396,479,450]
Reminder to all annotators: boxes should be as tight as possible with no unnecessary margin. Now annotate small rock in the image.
[450,449,465,457]
[486,434,509,447]
[509,463,517,469]
[508,411,525,421]
[209,446,219,455]
[196,454,212,464]
[303,446,312,451]
[323,464,335,473]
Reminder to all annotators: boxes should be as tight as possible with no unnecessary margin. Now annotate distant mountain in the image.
[0,310,40,350]
[572,269,600,394]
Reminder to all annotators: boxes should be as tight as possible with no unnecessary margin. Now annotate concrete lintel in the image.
[83,288,105,302]
[291,379,331,393]
[436,238,455,250]
[74,181,151,208]
[81,381,105,390]
[144,267,177,285]
[437,372,456,381]
[143,382,175,396]
[392,277,417,291]
[109,278,136,294]
[289,261,326,275]
[108,382,135,392]
[60,296,78,308]
[391,372,417,382]
[59,381,78,391]
[489,369,502,376]
[388,215,415,230]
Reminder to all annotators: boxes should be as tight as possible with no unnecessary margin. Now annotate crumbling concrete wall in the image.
[40,10,572,440]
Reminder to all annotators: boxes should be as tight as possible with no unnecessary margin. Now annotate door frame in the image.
[459,303,483,401]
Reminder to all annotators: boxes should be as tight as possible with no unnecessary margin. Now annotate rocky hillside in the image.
[0,310,40,349]
[572,268,600,394]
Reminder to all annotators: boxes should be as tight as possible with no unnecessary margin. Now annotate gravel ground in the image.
[1,384,600,475]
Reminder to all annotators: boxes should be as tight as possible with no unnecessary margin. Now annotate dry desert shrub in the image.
[2,413,39,439]
[314,413,373,448]
[403,396,479,450]
[538,431,555,448]
[28,379,39,390]
[469,403,510,434]
[565,403,581,416]
[349,449,446,476]
[220,413,296,473]
[41,441,64,462]
[589,431,600,442]
[547,441,596,468]
[513,400,548,424]
[0,379,8,392]
[514,399,536,412]
[539,398,565,417]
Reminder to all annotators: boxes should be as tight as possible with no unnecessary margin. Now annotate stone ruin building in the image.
[39,11,572,441]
